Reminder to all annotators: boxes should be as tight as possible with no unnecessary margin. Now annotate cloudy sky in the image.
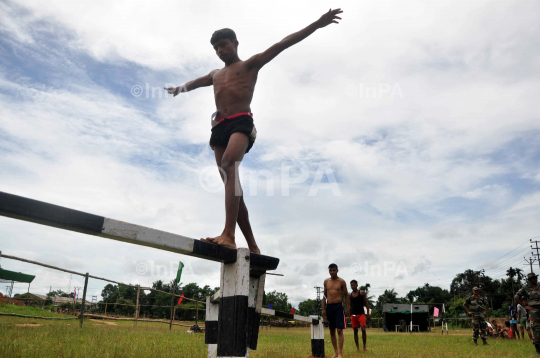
[1,0,539,306]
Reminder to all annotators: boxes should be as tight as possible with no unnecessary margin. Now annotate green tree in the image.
[375,289,403,310]
[101,284,119,303]
[359,283,376,308]
[49,289,74,298]
[263,291,292,312]
[114,298,135,316]
[405,284,452,304]
[506,267,517,304]
[447,297,466,317]
[298,299,318,317]
[450,269,483,298]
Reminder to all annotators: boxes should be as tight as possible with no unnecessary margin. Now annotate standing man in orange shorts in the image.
[350,280,370,352]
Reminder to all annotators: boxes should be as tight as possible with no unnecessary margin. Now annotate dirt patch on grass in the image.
[89,319,117,326]
[15,323,41,327]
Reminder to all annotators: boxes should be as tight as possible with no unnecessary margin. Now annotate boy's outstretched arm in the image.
[164,70,217,97]
[247,8,343,70]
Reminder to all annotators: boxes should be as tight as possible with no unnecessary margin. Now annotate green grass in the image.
[0,303,72,318]
[0,314,534,357]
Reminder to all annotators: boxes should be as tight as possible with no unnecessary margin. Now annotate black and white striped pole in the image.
[259,308,325,357]
[0,191,280,357]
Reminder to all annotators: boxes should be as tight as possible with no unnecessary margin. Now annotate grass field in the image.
[0,305,534,357]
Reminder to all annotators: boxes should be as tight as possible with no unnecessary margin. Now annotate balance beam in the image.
[0,191,278,271]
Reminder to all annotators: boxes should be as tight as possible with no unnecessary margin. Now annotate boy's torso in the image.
[326,277,344,304]
[212,61,258,121]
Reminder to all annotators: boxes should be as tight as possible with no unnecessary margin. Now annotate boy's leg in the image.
[209,145,260,254]
[353,327,359,351]
[202,133,249,249]
[329,328,338,357]
[337,328,344,357]
[362,326,367,351]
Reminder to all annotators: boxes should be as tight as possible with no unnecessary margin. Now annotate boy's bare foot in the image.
[364,348,368,352]
[200,235,236,249]
[332,354,338,358]
[248,245,261,254]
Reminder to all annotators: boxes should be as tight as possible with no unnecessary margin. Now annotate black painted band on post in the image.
[274,311,294,320]
[311,339,325,357]
[218,295,249,357]
[247,307,261,350]
[205,321,218,344]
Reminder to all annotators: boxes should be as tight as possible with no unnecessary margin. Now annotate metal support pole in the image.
[169,283,177,330]
[79,273,89,328]
[134,285,140,328]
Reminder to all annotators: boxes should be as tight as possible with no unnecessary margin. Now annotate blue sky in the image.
[1,0,539,305]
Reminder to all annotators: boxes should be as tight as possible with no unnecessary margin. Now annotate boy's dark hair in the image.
[210,28,237,45]
[328,263,338,270]
[350,280,358,285]
[504,321,510,327]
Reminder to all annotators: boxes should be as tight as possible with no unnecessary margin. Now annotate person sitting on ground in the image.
[491,320,502,338]
[502,321,514,339]
[485,321,494,337]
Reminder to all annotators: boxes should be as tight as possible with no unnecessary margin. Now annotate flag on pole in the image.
[177,293,184,306]
[433,307,439,317]
[290,308,296,314]
[74,288,77,299]
[175,261,184,284]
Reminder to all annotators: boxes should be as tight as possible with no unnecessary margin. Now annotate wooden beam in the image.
[0,191,279,270]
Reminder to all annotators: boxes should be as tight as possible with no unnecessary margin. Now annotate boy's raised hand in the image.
[164,86,180,96]
[316,8,343,28]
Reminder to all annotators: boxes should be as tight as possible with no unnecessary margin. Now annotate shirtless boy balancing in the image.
[166,9,343,253]
[323,263,349,358]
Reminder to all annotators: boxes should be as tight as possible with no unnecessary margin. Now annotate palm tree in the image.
[507,267,517,304]
[515,268,525,285]
[360,283,376,308]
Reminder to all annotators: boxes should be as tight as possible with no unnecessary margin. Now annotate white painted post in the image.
[217,248,251,357]
[311,317,325,357]
[410,303,413,333]
[206,295,219,358]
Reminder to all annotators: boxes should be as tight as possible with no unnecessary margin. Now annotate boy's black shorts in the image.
[209,114,257,153]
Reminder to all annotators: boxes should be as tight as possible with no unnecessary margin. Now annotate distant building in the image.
[27,293,92,307]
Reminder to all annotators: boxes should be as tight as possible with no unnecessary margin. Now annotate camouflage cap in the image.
[472,287,479,291]
[527,273,538,280]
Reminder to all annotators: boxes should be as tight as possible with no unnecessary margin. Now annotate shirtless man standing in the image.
[323,263,349,358]
[165,9,343,253]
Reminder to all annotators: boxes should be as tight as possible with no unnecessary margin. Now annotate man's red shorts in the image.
[351,314,366,328]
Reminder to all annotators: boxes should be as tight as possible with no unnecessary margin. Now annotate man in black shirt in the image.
[350,280,370,352]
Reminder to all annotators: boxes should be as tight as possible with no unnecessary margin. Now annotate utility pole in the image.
[314,286,323,320]
[531,240,540,272]
[525,257,537,274]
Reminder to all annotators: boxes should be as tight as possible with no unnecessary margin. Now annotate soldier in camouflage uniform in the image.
[463,287,489,346]
[515,273,540,355]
